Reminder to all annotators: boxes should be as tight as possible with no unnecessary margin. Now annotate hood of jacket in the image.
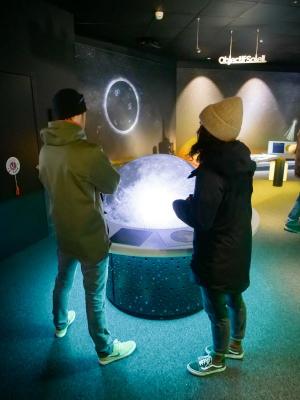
[40,120,86,146]
[190,140,256,178]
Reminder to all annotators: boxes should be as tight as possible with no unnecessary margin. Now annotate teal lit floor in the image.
[0,175,299,400]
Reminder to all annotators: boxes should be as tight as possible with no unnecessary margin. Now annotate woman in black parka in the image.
[173,97,256,377]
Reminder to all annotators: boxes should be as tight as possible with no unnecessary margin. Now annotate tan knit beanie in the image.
[200,97,243,142]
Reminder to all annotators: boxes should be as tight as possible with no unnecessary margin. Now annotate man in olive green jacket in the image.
[39,88,136,364]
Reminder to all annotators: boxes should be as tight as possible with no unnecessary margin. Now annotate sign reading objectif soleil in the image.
[219,55,267,65]
[104,78,139,135]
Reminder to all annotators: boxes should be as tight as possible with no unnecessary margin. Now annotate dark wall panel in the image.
[0,191,48,261]
[0,72,41,200]
[0,1,76,258]
[1,1,77,131]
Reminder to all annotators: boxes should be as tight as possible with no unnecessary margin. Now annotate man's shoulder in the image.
[73,140,103,154]
[74,141,111,166]
[75,139,98,149]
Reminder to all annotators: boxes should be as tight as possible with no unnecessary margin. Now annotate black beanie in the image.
[52,88,87,120]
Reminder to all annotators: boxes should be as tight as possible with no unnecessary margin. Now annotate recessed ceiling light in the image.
[155,10,164,20]
[206,57,211,60]
[259,39,263,43]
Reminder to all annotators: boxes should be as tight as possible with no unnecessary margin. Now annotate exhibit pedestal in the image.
[107,251,202,319]
[106,212,259,320]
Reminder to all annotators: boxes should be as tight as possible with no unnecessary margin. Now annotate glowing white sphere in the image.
[104,154,195,229]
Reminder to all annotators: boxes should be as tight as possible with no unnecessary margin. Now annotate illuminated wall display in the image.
[219,55,267,65]
[103,77,139,134]
[76,42,175,160]
[176,70,300,154]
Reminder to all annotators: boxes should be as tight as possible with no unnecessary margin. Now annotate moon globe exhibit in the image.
[104,154,195,231]
[104,154,259,318]
[104,154,203,319]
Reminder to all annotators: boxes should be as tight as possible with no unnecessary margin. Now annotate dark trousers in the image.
[201,287,246,355]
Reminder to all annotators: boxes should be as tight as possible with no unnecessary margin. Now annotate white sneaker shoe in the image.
[55,310,76,338]
[99,339,136,365]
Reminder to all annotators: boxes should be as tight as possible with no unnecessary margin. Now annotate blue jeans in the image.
[53,251,113,356]
[201,287,246,355]
[288,193,300,221]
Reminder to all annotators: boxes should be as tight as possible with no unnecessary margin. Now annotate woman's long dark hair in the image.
[189,125,227,163]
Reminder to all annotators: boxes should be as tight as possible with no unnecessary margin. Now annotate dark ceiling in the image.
[48,0,300,67]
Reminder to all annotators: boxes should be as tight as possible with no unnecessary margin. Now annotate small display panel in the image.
[110,228,152,246]
[272,142,285,153]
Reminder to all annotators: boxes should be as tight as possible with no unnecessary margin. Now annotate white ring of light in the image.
[103,77,140,134]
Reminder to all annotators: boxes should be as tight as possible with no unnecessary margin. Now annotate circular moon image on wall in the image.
[104,78,139,134]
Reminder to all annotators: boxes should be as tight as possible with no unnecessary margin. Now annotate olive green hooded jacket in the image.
[39,120,120,264]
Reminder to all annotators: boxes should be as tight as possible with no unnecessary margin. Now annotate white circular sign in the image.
[103,77,140,135]
[6,157,20,175]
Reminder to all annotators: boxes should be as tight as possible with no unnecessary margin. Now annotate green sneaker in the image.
[55,310,76,338]
[187,355,226,377]
[205,344,244,360]
[284,220,300,234]
[99,339,136,365]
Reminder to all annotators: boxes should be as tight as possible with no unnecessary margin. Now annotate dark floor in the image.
[0,177,299,400]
